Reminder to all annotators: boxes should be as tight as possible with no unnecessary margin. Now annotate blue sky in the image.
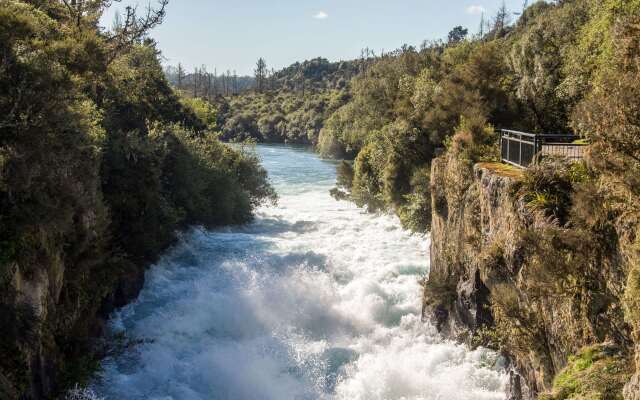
[101,0,528,75]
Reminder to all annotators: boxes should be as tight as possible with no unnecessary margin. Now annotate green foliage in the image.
[329,161,354,201]
[316,40,517,232]
[180,96,218,130]
[220,88,349,144]
[539,344,632,400]
[336,161,354,189]
[566,8,640,367]
[0,1,275,397]
[447,26,468,44]
[215,0,640,243]
[448,115,499,162]
[351,143,385,211]
[562,0,640,103]
[422,274,458,308]
[514,159,588,225]
[216,58,359,145]
[508,0,590,132]
[272,57,364,92]
[157,126,276,226]
[470,325,503,350]
[398,166,431,232]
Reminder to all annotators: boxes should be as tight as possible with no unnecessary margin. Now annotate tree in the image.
[103,0,169,62]
[448,26,468,44]
[233,70,238,95]
[199,65,208,98]
[176,63,185,91]
[255,58,267,93]
[213,68,218,96]
[270,68,276,91]
[193,67,199,97]
[478,12,486,38]
[492,1,510,38]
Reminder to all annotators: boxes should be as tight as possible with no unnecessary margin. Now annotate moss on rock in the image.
[539,344,632,400]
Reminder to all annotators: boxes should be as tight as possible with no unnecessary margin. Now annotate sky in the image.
[101,0,528,76]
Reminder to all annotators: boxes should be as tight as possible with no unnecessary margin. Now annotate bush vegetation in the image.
[211,1,596,232]
[215,57,366,144]
[0,1,275,397]
[539,344,632,400]
[214,0,639,240]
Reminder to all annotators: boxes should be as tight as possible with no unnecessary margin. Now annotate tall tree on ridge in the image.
[448,26,468,44]
[233,70,238,95]
[493,1,510,38]
[177,62,185,91]
[193,67,199,97]
[255,58,267,93]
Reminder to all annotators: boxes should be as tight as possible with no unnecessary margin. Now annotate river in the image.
[93,144,507,400]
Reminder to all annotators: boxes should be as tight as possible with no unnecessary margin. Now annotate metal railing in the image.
[499,129,587,168]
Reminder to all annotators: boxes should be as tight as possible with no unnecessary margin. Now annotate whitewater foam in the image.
[94,145,507,400]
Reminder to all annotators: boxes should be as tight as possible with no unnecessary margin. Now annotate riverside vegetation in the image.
[2,0,640,399]
[0,1,275,398]
[213,0,640,398]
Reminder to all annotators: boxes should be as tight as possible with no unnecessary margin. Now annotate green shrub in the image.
[180,96,218,131]
[422,275,458,308]
[0,2,276,396]
[398,166,431,232]
[513,158,587,226]
[351,143,385,211]
[540,344,632,400]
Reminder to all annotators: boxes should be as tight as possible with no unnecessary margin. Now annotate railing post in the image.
[518,134,522,166]
[506,131,510,164]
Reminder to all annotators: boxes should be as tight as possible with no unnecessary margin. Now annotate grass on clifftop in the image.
[539,344,632,400]
[476,162,525,180]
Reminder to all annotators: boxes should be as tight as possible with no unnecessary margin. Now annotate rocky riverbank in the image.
[424,151,637,399]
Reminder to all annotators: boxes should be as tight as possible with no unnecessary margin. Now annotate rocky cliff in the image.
[424,152,636,399]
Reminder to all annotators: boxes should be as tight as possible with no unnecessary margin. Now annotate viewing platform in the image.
[499,129,587,168]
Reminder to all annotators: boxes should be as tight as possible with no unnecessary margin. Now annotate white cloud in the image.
[313,11,329,20]
[465,5,486,15]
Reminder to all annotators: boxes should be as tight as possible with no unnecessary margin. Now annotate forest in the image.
[0,1,274,398]
[213,0,639,233]
[2,0,640,398]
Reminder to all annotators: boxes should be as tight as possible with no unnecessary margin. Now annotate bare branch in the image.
[104,0,169,63]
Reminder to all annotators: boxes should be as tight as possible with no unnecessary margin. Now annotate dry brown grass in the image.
[476,162,525,179]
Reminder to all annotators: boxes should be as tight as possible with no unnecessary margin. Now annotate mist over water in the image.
[94,145,507,400]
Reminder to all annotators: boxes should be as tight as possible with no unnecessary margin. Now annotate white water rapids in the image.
[94,145,508,400]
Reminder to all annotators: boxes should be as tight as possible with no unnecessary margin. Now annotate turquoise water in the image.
[93,144,507,400]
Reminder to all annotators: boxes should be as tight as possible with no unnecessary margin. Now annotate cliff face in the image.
[3,207,148,400]
[425,153,635,399]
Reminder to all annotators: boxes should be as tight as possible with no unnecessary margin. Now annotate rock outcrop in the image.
[424,153,635,399]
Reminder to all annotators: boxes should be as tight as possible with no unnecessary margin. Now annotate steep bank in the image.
[0,2,275,398]
[424,152,637,399]
[93,144,508,400]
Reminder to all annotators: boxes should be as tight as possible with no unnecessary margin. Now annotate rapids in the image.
[94,144,507,400]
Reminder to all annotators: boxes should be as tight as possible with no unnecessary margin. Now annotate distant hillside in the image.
[164,66,255,96]
[215,57,369,145]
[270,57,366,92]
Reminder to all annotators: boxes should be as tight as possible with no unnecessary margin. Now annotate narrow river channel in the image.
[94,144,507,400]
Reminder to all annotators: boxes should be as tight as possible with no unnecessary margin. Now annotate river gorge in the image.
[93,145,507,400]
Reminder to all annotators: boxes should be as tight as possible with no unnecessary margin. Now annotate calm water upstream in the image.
[94,144,507,400]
